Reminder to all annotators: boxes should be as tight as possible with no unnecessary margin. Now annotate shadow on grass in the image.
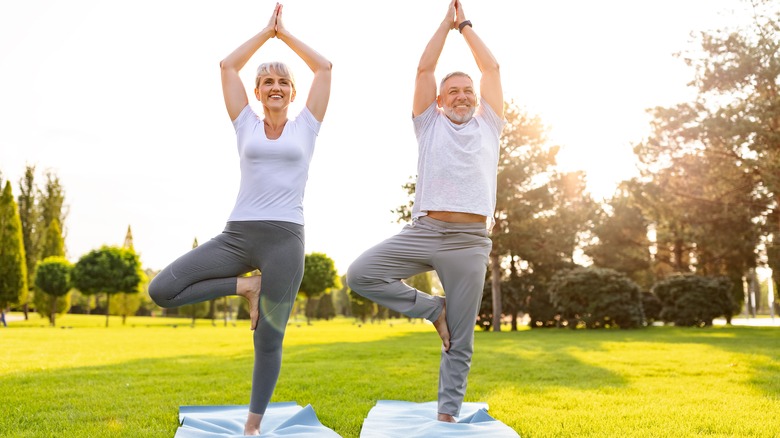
[468,325,780,398]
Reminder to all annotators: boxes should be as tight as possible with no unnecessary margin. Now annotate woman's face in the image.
[254,72,296,110]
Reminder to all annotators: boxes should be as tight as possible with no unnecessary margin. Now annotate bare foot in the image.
[432,300,450,352]
[437,413,456,423]
[244,412,262,435]
[237,275,262,331]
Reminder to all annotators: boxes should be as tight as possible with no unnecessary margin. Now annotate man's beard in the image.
[444,105,476,124]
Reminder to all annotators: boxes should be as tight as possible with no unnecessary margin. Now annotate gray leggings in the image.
[148,220,304,415]
[346,216,492,416]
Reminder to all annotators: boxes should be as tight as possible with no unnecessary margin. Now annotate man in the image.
[346,0,504,422]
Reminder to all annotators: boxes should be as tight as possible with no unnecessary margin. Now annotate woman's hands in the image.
[265,3,280,37]
[265,3,289,39]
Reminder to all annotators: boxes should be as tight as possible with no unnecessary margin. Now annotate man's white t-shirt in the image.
[412,98,506,227]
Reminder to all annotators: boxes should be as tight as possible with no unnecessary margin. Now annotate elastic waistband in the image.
[413,216,488,235]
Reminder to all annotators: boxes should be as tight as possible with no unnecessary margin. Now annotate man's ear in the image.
[436,95,443,108]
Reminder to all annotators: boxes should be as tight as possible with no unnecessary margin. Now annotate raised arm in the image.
[275,4,332,122]
[413,0,456,118]
[455,0,503,117]
[220,4,279,121]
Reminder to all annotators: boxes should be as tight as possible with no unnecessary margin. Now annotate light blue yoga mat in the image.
[175,402,341,437]
[359,400,520,438]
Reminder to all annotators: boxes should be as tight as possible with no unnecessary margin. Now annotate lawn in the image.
[1,313,778,437]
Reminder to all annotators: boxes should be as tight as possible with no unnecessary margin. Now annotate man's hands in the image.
[443,0,467,30]
[455,0,467,28]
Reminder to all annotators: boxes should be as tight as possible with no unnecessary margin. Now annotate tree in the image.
[490,103,594,332]
[34,256,72,326]
[332,275,353,317]
[16,165,38,319]
[0,181,28,312]
[316,292,336,320]
[71,246,143,327]
[585,186,653,290]
[299,252,340,324]
[109,289,143,325]
[33,217,70,320]
[111,225,148,324]
[14,167,68,320]
[348,288,375,323]
[633,0,779,299]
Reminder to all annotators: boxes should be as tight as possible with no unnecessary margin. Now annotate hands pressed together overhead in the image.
[443,0,468,30]
[265,2,287,38]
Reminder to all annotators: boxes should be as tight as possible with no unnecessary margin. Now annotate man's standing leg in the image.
[432,229,492,418]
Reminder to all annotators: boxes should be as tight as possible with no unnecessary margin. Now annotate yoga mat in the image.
[359,400,520,438]
[175,402,341,437]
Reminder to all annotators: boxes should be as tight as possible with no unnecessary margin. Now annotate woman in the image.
[148,3,331,434]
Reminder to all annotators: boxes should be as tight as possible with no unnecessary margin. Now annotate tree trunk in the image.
[105,293,110,327]
[50,296,57,327]
[674,238,685,272]
[223,297,229,327]
[490,252,502,332]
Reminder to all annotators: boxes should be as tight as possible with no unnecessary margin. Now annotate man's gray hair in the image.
[439,71,473,93]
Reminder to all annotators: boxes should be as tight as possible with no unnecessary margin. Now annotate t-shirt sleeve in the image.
[296,106,322,136]
[413,101,439,138]
[477,98,506,137]
[232,105,256,132]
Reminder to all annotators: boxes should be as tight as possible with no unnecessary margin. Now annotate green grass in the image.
[1,313,779,437]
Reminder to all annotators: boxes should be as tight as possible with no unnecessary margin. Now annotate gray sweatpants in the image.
[148,220,304,415]
[346,216,492,416]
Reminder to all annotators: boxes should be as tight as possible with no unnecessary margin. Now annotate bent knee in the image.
[345,265,362,291]
[346,264,377,294]
[148,277,176,308]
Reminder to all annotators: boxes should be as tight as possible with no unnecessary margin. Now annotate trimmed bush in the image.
[652,274,734,327]
[548,266,645,329]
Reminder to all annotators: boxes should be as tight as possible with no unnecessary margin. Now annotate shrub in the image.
[652,274,733,327]
[548,267,645,329]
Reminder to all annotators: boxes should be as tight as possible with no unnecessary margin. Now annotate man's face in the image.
[438,75,476,124]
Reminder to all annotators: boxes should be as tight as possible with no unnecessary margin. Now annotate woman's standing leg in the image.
[244,221,306,420]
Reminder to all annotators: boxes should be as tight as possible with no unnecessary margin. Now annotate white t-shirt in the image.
[412,98,506,227]
[227,104,320,225]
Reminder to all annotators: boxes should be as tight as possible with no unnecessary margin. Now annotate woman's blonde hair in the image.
[255,62,296,92]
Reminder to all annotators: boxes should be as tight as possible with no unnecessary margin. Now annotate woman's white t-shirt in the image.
[228,104,320,225]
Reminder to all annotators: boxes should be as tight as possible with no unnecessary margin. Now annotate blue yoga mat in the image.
[175,402,341,437]
[359,400,520,438]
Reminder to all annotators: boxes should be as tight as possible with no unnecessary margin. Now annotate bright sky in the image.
[0,0,749,275]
